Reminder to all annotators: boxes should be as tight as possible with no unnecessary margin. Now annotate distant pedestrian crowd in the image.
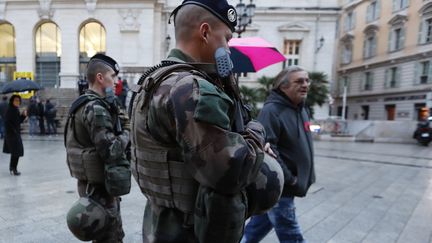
[0,95,58,138]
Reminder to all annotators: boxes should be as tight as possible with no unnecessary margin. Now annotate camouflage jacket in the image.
[66,90,129,184]
[144,49,265,195]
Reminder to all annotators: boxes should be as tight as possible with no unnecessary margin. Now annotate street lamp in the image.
[315,36,325,53]
[235,0,256,38]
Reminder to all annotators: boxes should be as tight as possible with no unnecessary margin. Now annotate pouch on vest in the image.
[194,185,247,243]
[104,156,131,197]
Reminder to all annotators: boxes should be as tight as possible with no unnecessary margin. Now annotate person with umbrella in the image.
[3,95,27,176]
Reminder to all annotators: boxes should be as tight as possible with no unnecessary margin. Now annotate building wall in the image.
[335,0,432,121]
[1,0,340,120]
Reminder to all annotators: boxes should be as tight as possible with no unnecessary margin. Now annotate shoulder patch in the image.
[194,79,233,130]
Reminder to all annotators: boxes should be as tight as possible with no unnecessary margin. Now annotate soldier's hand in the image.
[245,120,265,147]
[118,112,130,131]
[264,143,277,158]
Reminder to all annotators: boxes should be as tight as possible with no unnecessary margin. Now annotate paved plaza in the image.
[0,137,432,243]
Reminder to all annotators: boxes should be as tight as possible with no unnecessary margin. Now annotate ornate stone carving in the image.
[38,0,53,19]
[119,9,141,32]
[85,0,97,15]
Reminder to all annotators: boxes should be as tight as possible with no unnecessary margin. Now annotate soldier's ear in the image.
[95,73,104,85]
[199,23,210,44]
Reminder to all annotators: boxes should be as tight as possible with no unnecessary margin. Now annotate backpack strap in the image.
[64,94,103,147]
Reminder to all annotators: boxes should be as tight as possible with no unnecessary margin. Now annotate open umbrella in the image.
[228,37,286,73]
[1,78,41,94]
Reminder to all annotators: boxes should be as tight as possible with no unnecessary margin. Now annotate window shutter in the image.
[344,15,349,32]
[376,0,381,20]
[418,21,424,44]
[361,73,366,90]
[384,69,389,88]
[428,60,432,83]
[396,67,401,87]
[371,72,375,90]
[367,5,372,23]
[414,62,420,84]
[388,30,393,52]
[372,36,377,56]
[352,12,356,29]
[392,0,398,12]
[400,27,405,49]
[363,38,367,58]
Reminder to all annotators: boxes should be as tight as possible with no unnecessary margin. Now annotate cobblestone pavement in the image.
[1,137,432,243]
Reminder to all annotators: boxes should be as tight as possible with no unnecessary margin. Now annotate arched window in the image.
[79,21,106,77]
[35,22,61,87]
[0,23,16,83]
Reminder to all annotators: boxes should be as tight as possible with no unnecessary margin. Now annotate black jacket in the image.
[3,105,25,157]
[257,90,315,197]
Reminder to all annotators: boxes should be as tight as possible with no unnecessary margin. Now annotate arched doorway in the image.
[35,22,61,87]
[79,21,106,78]
[0,22,16,84]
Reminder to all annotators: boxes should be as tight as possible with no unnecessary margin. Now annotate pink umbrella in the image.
[228,37,286,73]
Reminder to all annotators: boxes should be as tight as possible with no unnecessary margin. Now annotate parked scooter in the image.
[413,117,432,146]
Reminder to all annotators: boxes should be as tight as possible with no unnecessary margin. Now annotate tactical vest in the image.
[65,94,107,184]
[130,63,206,214]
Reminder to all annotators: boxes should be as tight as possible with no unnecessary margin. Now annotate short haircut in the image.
[86,60,112,84]
[273,66,306,89]
[174,4,221,43]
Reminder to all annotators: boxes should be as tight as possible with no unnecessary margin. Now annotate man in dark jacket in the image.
[37,98,45,135]
[241,66,315,243]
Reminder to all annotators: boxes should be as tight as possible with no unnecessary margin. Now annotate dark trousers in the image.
[9,155,19,171]
[38,118,45,135]
[46,118,56,134]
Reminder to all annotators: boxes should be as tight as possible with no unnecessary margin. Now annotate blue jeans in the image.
[241,196,306,243]
[29,116,38,136]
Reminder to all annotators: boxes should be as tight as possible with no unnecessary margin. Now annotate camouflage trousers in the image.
[142,202,197,243]
[78,181,125,243]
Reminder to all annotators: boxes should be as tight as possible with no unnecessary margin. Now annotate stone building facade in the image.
[0,0,340,118]
[334,0,432,121]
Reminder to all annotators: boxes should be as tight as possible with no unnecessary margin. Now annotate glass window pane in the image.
[36,22,61,56]
[0,23,15,58]
[80,22,106,58]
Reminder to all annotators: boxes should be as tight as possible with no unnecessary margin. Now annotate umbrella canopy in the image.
[228,37,286,73]
[1,79,41,94]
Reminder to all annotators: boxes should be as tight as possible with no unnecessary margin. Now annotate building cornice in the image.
[341,87,432,99]
[338,49,432,74]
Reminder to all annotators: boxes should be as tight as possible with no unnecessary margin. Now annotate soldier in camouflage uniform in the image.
[129,1,284,243]
[65,54,130,243]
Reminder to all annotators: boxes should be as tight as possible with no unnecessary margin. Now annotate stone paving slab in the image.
[1,139,432,243]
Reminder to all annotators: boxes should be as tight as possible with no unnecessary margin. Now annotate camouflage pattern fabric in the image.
[133,49,283,243]
[80,91,129,164]
[65,90,129,242]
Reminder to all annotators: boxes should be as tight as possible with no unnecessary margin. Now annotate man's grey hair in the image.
[273,66,306,89]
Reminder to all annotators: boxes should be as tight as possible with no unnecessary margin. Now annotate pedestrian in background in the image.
[3,95,27,176]
[45,99,57,135]
[241,66,315,243]
[77,77,88,95]
[37,98,45,135]
[27,97,39,137]
[119,79,128,109]
[0,96,7,139]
